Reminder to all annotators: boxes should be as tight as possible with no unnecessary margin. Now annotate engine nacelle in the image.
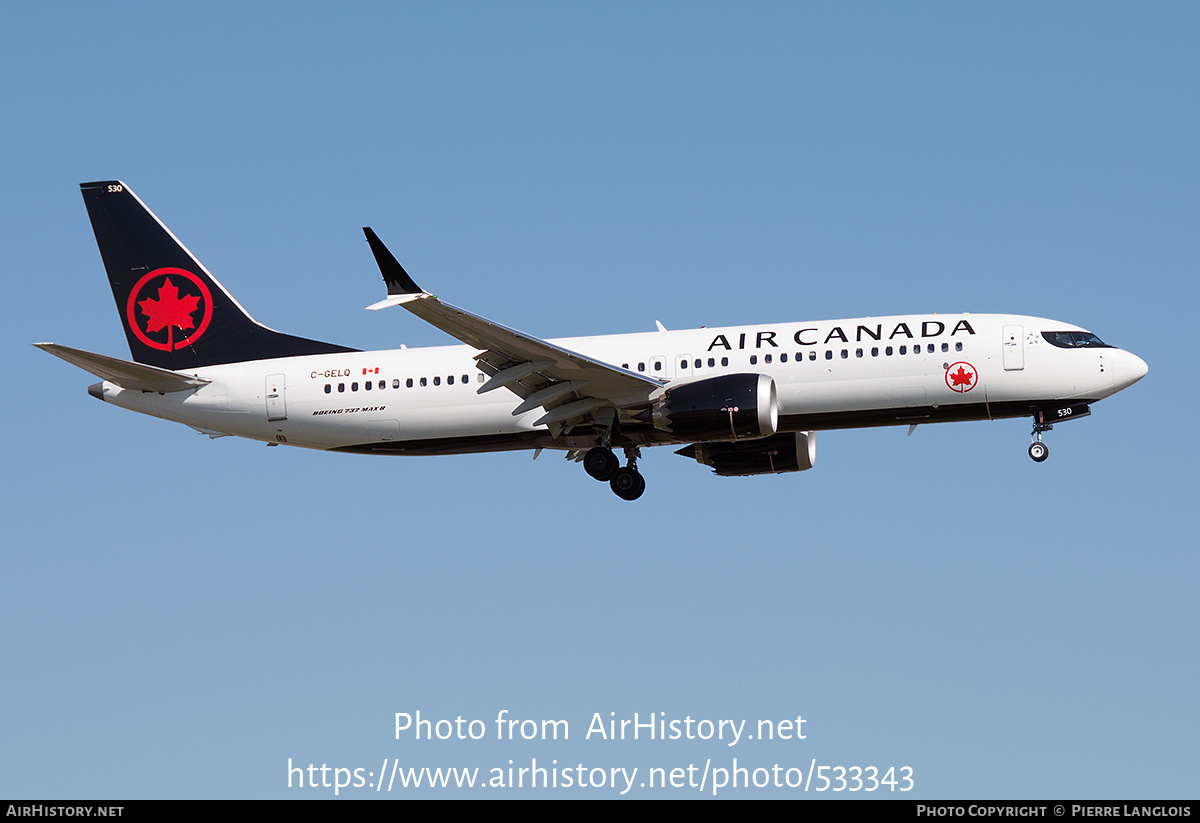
[676,431,816,476]
[651,373,778,441]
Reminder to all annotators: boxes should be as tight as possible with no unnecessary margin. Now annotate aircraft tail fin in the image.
[79,181,357,370]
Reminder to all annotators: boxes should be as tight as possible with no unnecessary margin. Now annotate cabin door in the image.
[1002,325,1024,371]
[266,373,287,421]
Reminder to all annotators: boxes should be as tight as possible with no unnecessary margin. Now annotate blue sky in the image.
[2,2,1197,798]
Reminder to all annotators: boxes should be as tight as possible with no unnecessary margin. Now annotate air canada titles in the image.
[707,318,977,351]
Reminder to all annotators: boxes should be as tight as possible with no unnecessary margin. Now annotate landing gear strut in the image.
[611,447,645,501]
[1029,410,1052,463]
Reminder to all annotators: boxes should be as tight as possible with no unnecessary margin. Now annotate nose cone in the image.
[1112,349,1149,392]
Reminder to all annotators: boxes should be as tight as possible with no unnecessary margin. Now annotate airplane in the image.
[37,181,1148,501]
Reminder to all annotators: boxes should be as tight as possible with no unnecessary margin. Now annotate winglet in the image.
[363,228,423,295]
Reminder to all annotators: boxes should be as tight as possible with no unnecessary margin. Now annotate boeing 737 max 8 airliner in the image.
[37,181,1148,500]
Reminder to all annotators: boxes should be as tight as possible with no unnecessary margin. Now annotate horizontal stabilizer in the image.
[34,343,210,392]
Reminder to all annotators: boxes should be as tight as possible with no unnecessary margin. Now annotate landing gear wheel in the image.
[583,447,619,481]
[1028,409,1053,464]
[610,467,646,501]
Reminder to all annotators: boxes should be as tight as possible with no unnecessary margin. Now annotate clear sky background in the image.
[2,2,1196,799]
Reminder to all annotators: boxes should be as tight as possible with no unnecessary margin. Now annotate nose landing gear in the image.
[1029,410,1052,462]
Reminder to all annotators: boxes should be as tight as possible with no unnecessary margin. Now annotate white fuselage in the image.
[93,313,1146,455]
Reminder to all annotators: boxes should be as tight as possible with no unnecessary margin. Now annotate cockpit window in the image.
[1042,331,1110,349]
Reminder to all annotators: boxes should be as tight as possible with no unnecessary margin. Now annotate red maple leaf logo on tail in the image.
[126,268,214,352]
[138,277,200,335]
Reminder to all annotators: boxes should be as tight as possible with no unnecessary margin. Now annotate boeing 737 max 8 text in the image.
[37,181,1148,500]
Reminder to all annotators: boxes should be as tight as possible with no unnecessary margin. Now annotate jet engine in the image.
[676,431,816,476]
[650,373,778,441]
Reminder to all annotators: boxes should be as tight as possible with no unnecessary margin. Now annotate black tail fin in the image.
[80,181,357,370]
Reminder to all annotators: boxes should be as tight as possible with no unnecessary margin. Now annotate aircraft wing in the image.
[362,229,661,430]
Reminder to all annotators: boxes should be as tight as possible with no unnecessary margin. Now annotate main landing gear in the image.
[584,445,646,501]
[1028,409,1052,463]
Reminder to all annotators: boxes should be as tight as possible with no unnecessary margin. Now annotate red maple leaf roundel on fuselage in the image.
[945,361,978,393]
[125,267,214,352]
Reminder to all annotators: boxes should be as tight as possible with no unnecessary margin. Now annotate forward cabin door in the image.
[1002,325,1024,371]
[266,373,287,421]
